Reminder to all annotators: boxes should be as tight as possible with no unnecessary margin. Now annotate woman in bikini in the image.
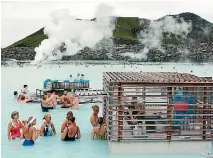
[61,116,81,141]
[91,117,107,140]
[40,114,56,136]
[7,111,24,140]
[61,111,73,133]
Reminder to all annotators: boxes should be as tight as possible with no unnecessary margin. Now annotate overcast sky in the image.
[1,0,213,48]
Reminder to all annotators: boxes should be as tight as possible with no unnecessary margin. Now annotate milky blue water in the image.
[1,62,213,158]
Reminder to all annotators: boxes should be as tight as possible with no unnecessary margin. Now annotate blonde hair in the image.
[92,105,99,109]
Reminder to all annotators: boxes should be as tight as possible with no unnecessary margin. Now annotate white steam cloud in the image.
[138,16,192,59]
[33,4,115,62]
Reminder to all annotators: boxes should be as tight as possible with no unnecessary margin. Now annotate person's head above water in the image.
[98,117,104,125]
[66,111,73,118]
[66,115,73,124]
[92,105,99,114]
[47,91,52,97]
[63,91,68,95]
[71,117,75,123]
[20,95,25,100]
[27,116,36,126]
[23,85,28,88]
[11,111,19,119]
[43,95,47,100]
[43,114,51,122]
[14,91,18,96]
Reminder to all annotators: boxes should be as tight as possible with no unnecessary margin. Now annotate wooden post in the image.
[167,87,172,141]
[203,87,207,139]
[117,83,123,141]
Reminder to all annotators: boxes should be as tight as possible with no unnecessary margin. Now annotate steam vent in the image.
[102,72,213,154]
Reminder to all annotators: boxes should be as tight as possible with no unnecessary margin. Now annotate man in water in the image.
[42,92,55,108]
[21,85,28,95]
[61,116,81,141]
[46,91,54,108]
[52,90,59,108]
[90,105,99,127]
[21,116,39,146]
[61,91,70,104]
[71,95,79,109]
[40,114,56,136]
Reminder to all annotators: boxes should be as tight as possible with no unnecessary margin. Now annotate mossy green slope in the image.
[8,28,48,48]
[6,13,213,48]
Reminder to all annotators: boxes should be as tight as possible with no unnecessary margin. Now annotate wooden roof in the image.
[103,72,213,84]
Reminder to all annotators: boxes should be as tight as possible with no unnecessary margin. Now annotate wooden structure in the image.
[103,72,213,142]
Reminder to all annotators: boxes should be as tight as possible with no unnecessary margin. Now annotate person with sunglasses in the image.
[21,116,39,146]
[90,105,99,127]
[7,111,24,140]
[61,116,81,141]
[61,111,73,133]
[40,114,56,136]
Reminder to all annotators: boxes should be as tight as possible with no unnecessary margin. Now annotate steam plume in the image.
[33,4,115,63]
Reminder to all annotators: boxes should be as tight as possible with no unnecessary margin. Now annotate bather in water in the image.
[40,114,56,136]
[90,105,99,127]
[7,111,23,140]
[91,117,106,140]
[61,111,73,133]
[21,116,39,146]
[61,116,81,141]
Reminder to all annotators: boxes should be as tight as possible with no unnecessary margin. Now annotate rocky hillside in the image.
[2,12,213,62]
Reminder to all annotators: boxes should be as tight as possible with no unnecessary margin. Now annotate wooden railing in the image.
[103,82,213,142]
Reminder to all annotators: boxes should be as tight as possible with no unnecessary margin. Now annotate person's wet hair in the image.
[14,91,18,96]
[21,95,25,100]
[66,111,73,117]
[71,117,75,123]
[24,85,28,88]
[98,117,104,125]
[11,111,19,119]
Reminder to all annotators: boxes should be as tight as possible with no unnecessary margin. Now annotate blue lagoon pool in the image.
[1,63,213,158]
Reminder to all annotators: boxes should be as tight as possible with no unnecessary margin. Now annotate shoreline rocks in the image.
[1,42,213,62]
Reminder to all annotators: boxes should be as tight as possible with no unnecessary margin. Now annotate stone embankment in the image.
[1,42,213,62]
